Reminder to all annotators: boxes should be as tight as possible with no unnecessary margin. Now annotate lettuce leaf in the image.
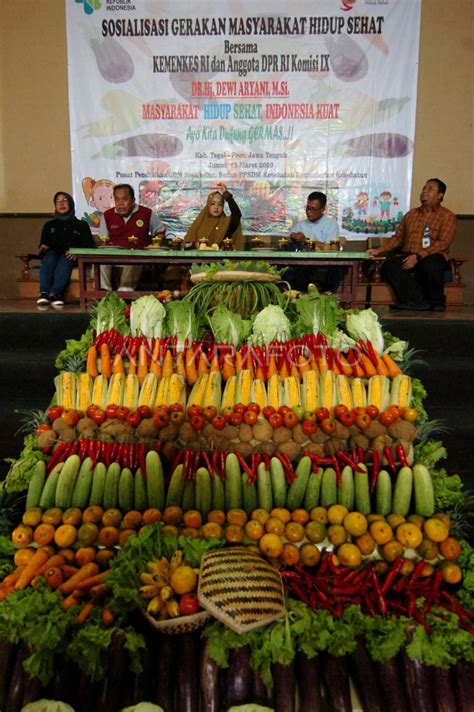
[345,308,384,354]
[294,292,343,337]
[207,305,252,347]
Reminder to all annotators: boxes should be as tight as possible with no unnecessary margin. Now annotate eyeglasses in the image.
[55,198,69,204]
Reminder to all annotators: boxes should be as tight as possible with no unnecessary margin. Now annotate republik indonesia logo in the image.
[75,0,101,15]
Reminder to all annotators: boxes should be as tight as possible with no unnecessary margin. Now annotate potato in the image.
[370,434,393,452]
[37,429,57,449]
[277,440,300,460]
[304,442,325,456]
[76,417,97,434]
[334,422,351,440]
[238,424,253,443]
[292,423,310,444]
[310,430,329,444]
[222,424,239,440]
[52,418,69,434]
[155,423,178,442]
[259,440,276,455]
[136,418,160,439]
[363,420,387,439]
[349,433,369,450]
[252,418,273,442]
[387,420,417,441]
[233,441,252,457]
[272,426,292,444]
[179,422,197,443]
[323,437,346,455]
[58,426,76,444]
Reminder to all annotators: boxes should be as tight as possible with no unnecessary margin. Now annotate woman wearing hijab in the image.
[37,191,95,308]
[184,182,244,248]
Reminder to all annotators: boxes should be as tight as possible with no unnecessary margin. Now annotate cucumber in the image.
[242,473,258,516]
[354,465,371,515]
[165,464,185,508]
[320,468,337,507]
[103,462,121,510]
[211,474,225,511]
[392,466,413,517]
[39,462,63,510]
[195,467,211,520]
[413,464,435,517]
[182,479,196,513]
[224,454,242,511]
[256,462,273,512]
[304,467,323,510]
[118,467,134,512]
[55,455,81,509]
[375,469,393,515]
[270,458,287,508]
[286,456,311,511]
[89,462,107,507]
[146,451,165,510]
[134,467,148,512]
[26,460,46,509]
[70,457,95,509]
[338,466,354,510]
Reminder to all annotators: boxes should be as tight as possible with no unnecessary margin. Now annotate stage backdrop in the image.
[65,0,421,238]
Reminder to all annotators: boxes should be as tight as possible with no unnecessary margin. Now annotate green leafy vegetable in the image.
[294,292,343,337]
[249,305,292,345]
[4,434,46,493]
[345,308,384,354]
[414,440,465,510]
[164,300,199,351]
[95,293,130,335]
[130,295,166,339]
[407,610,474,666]
[54,329,94,371]
[207,305,252,347]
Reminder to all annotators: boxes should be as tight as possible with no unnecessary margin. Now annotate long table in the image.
[69,247,370,309]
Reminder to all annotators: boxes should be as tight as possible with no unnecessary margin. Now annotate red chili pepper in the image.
[263,453,271,470]
[351,448,360,464]
[326,347,334,371]
[406,591,417,617]
[318,554,330,576]
[236,452,254,481]
[383,445,397,475]
[363,592,377,617]
[119,443,128,469]
[137,443,147,480]
[78,439,89,461]
[369,449,380,494]
[370,568,387,614]
[201,450,214,477]
[331,455,342,488]
[211,450,220,478]
[366,340,379,367]
[395,443,409,467]
[408,559,426,588]
[219,451,226,481]
[335,450,365,473]
[381,557,404,595]
[46,442,70,474]
[332,586,360,596]
[101,441,112,468]
[275,452,296,483]
[429,569,443,601]
[88,439,98,465]
[183,449,191,481]
[288,581,312,607]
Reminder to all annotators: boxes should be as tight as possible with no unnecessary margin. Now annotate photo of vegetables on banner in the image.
[0,261,472,711]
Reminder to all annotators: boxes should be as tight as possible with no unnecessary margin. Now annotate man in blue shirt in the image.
[288,191,343,293]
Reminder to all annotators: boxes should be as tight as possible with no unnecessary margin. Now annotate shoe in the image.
[390,302,431,311]
[36,293,49,306]
[117,286,134,293]
[431,304,446,312]
[50,296,64,308]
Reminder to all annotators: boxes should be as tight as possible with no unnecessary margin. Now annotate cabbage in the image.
[227,706,274,712]
[21,701,75,712]
[295,293,342,336]
[129,295,166,339]
[207,305,252,347]
[249,305,292,345]
[165,300,198,351]
[326,328,356,353]
[345,308,385,354]
[120,704,165,712]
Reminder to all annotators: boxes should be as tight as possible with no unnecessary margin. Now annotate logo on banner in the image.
[340,0,356,10]
[75,0,101,15]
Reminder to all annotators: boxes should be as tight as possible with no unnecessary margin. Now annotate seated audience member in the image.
[100,183,166,292]
[37,191,95,309]
[184,183,244,248]
[368,178,456,311]
[287,191,343,293]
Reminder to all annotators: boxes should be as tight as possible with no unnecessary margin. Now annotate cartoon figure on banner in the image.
[373,190,398,220]
[355,191,369,217]
[81,177,115,232]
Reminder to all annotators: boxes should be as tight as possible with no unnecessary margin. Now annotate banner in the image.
[66,0,421,237]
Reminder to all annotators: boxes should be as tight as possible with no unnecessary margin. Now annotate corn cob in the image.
[319,371,336,410]
[91,374,109,409]
[154,375,169,407]
[186,373,208,408]
[390,374,412,408]
[251,378,268,409]
[335,374,353,411]
[168,373,186,408]
[236,369,252,405]
[267,373,282,410]
[76,373,93,412]
[123,373,139,410]
[221,375,237,410]
[300,370,319,412]
[368,375,390,411]
[351,377,367,409]
[107,372,125,406]
[138,372,158,407]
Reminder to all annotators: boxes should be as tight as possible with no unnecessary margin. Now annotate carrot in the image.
[1,566,25,588]
[359,353,378,377]
[374,352,390,376]
[266,354,278,380]
[89,583,108,602]
[86,345,99,378]
[34,554,66,578]
[61,564,81,579]
[137,343,149,385]
[162,349,174,377]
[222,353,236,381]
[335,352,353,377]
[62,592,83,611]
[235,351,244,374]
[176,351,186,378]
[197,351,209,375]
[0,586,15,601]
[102,607,115,626]
[77,601,95,624]
[112,353,125,374]
[74,571,109,591]
[381,352,402,377]
[184,349,198,384]
[59,563,100,594]
[290,364,301,381]
[297,354,310,377]
[316,354,329,374]
[210,354,220,372]
[15,549,50,590]
[279,359,289,378]
[149,340,162,377]
[100,343,112,378]
[128,353,137,375]
[308,353,320,375]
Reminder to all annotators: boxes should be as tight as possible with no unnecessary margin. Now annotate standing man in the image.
[288,191,342,293]
[368,178,456,311]
[100,184,166,292]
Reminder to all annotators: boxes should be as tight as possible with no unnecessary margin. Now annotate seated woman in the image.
[184,182,244,248]
[37,191,95,308]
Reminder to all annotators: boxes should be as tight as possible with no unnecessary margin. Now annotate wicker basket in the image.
[198,547,285,634]
[190,270,280,284]
[141,608,211,635]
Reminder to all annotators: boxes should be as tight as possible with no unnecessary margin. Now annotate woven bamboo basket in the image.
[198,547,285,634]
[190,270,280,284]
[141,609,211,635]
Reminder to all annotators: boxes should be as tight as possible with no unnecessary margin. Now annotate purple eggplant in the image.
[253,666,273,708]
[0,641,17,709]
[176,632,199,712]
[74,670,102,712]
[338,132,414,158]
[434,666,457,712]
[295,652,322,712]
[454,660,474,712]
[349,638,385,712]
[320,653,352,712]
[326,35,368,82]
[376,656,409,712]
[97,629,129,712]
[200,639,222,712]
[272,661,296,712]
[401,650,435,712]
[90,38,134,83]
[151,632,176,711]
[223,645,253,710]
[5,642,30,712]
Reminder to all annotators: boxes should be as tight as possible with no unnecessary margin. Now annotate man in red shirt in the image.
[368,178,456,311]
[100,184,166,292]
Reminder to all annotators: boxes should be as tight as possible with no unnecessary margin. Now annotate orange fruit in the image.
[54,524,78,548]
[95,549,116,570]
[284,521,305,543]
[343,512,368,537]
[432,512,451,530]
[42,508,63,526]
[265,516,286,536]
[77,522,99,547]
[369,521,394,545]
[202,521,223,539]
[11,524,33,548]
[244,519,265,541]
[162,506,183,525]
[399,558,416,576]
[225,524,244,544]
[226,508,248,526]
[374,560,390,576]
[299,543,321,567]
[98,526,120,547]
[305,520,327,544]
[423,518,449,543]
[82,506,104,524]
[380,540,404,562]
[354,532,376,556]
[102,509,123,527]
[327,524,347,547]
[270,508,291,524]
[57,548,76,564]
[259,533,284,559]
[327,504,349,525]
[386,513,405,529]
[310,506,328,524]
[170,565,197,595]
[122,511,143,530]
[22,508,43,527]
[208,510,226,525]
[33,523,55,546]
[281,543,300,566]
[395,522,423,549]
[440,561,462,584]
[118,529,137,547]
[62,508,82,526]
[75,546,96,567]
[161,524,179,538]
[416,538,439,561]
[251,508,270,526]
[439,536,461,560]
[337,543,362,568]
[421,563,434,577]
[366,513,385,524]
[14,547,35,567]
[142,508,162,525]
[406,514,425,530]
[291,508,310,525]
[181,527,200,539]
[183,510,203,529]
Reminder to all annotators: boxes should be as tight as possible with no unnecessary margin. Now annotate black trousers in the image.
[284,266,345,293]
[380,252,447,307]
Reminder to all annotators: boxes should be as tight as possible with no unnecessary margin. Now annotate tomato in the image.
[268,412,283,428]
[179,592,200,616]
[86,405,99,418]
[105,404,118,419]
[36,423,52,436]
[90,408,106,425]
[229,412,243,426]
[190,414,206,430]
[222,406,234,418]
[262,406,276,419]
[233,403,247,414]
[137,405,152,419]
[47,405,64,421]
[203,405,218,421]
[211,415,227,430]
[302,419,318,435]
[247,402,261,414]
[153,412,169,428]
[76,410,85,420]
[379,410,395,426]
[303,411,317,422]
[351,407,366,417]
[315,407,330,422]
[153,405,168,417]
[355,413,372,430]
[115,406,130,421]
[339,411,355,427]
[243,410,258,425]
[168,403,184,413]
[387,405,403,420]
[127,411,142,427]
[333,405,349,419]
[292,406,305,422]
[283,411,299,429]
[402,407,419,422]
[365,405,379,419]
[187,405,202,418]
[278,405,292,416]
[320,417,336,435]
[169,410,185,425]
[61,409,79,427]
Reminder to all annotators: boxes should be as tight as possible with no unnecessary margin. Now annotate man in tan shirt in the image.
[368,178,456,311]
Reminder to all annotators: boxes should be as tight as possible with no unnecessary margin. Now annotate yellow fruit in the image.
[423,518,449,543]
[337,543,362,568]
[327,504,349,525]
[343,512,368,537]
[170,565,198,595]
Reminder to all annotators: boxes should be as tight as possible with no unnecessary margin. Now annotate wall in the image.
[1,0,472,299]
